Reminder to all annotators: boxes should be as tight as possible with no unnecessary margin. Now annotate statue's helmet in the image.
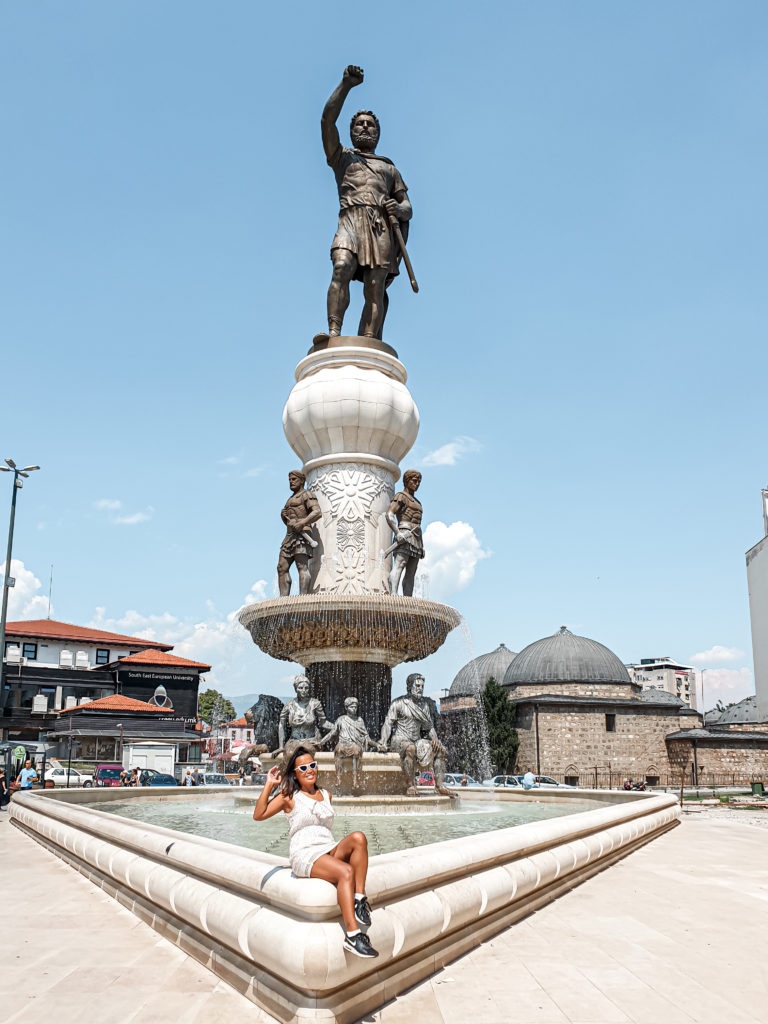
[293,674,310,694]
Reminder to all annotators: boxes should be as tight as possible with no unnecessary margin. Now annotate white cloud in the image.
[113,509,153,526]
[1,560,51,619]
[690,645,745,665]
[421,436,482,468]
[419,521,490,600]
[243,466,265,478]
[88,580,280,698]
[93,498,122,511]
[220,455,239,466]
[699,667,754,710]
[243,580,268,605]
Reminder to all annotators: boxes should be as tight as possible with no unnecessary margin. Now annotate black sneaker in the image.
[354,896,372,927]
[344,931,378,958]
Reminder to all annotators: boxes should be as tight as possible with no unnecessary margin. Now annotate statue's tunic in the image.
[279,489,319,559]
[383,696,435,768]
[327,715,376,751]
[280,697,328,743]
[389,490,424,559]
[327,145,407,281]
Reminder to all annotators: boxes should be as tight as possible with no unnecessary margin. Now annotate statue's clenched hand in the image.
[344,65,364,87]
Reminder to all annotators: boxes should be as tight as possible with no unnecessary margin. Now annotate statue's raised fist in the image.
[344,65,364,86]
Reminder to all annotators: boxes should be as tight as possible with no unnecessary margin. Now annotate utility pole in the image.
[0,460,40,711]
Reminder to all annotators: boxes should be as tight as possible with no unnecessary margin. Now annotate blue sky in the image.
[2,2,766,710]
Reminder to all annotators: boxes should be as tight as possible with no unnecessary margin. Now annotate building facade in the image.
[746,491,768,721]
[627,657,698,710]
[1,618,209,745]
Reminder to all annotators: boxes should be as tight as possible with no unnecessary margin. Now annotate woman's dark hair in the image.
[281,745,315,799]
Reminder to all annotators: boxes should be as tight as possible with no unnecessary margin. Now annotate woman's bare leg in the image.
[310,854,356,931]
[329,831,368,894]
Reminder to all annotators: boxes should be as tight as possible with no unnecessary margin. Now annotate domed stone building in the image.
[446,643,517,706]
[441,627,707,785]
[503,627,700,784]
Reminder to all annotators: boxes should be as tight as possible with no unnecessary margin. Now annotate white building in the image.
[746,489,768,721]
[627,657,697,710]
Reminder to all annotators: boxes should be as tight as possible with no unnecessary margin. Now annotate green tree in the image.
[198,688,235,724]
[482,677,518,774]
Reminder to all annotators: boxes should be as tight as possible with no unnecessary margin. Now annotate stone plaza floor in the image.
[1,808,766,1024]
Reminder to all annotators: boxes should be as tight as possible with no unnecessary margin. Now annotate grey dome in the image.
[503,627,631,687]
[639,689,686,707]
[710,695,760,725]
[449,643,517,697]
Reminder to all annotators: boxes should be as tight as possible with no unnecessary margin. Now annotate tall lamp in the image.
[0,459,41,709]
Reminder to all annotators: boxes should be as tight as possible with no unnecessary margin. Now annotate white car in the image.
[482,775,522,788]
[44,766,94,788]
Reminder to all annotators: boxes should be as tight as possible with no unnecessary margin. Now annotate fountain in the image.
[238,338,461,740]
[9,65,682,1024]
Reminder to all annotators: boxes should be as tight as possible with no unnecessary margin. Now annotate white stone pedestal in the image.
[282,337,419,594]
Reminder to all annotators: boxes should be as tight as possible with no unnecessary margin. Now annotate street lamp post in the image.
[0,459,41,707]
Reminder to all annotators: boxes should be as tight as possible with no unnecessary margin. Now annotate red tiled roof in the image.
[114,649,211,670]
[5,619,172,650]
[227,716,249,727]
[57,694,168,715]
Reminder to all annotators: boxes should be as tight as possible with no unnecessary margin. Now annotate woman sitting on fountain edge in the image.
[252,747,378,959]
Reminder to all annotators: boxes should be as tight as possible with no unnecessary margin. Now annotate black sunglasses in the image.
[295,761,318,773]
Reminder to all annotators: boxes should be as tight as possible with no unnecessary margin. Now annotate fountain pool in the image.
[85,792,605,856]
[12,784,679,1024]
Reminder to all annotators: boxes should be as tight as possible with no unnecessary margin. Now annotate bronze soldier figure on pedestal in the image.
[321,65,413,341]
[277,471,321,597]
[381,674,449,796]
[386,469,424,596]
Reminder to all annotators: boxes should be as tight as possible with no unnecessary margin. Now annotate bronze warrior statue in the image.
[381,673,449,796]
[321,65,413,341]
[277,470,321,597]
[386,469,424,596]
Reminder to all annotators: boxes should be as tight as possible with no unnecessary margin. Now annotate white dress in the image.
[287,788,336,877]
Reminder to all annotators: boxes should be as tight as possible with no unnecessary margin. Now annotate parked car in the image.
[145,773,178,786]
[94,764,125,787]
[444,773,484,788]
[198,773,232,786]
[515,775,576,789]
[44,766,94,788]
[482,775,522,788]
[416,770,435,786]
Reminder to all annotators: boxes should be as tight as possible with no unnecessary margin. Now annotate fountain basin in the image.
[11,786,678,1024]
[238,594,461,666]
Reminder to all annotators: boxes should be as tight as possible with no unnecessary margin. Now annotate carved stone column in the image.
[282,338,419,594]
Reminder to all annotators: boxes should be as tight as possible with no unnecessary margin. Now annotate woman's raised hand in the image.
[266,765,282,789]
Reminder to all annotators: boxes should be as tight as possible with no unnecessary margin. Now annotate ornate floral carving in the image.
[337,518,365,551]
[310,465,391,523]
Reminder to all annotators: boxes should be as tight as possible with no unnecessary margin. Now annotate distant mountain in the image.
[231,693,262,717]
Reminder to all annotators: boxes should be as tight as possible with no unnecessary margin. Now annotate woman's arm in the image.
[253,766,290,820]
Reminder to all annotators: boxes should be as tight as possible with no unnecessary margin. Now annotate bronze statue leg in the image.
[399,741,418,795]
[295,553,312,595]
[334,749,344,794]
[327,250,358,335]
[388,549,408,595]
[277,551,293,597]
[402,555,418,597]
[433,746,449,795]
[358,267,388,339]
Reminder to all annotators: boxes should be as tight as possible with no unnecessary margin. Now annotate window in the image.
[231,731,236,742]
[22,642,38,660]
[95,649,110,665]
[605,713,616,732]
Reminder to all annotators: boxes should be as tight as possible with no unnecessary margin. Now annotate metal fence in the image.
[554,770,764,790]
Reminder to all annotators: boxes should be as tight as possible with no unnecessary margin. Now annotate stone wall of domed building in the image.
[440,630,768,783]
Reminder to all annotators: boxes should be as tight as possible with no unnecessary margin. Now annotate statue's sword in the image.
[383,206,419,293]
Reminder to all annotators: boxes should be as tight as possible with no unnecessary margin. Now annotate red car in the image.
[417,770,435,786]
[93,764,124,787]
